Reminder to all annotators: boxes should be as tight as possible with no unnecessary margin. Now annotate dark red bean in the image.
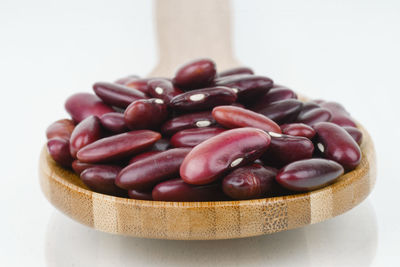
[261,133,314,168]
[69,116,102,158]
[250,87,298,109]
[114,75,140,85]
[320,101,357,127]
[218,67,254,77]
[93,82,147,108]
[65,93,114,123]
[276,158,344,191]
[172,58,216,90]
[297,108,332,126]
[124,99,168,130]
[222,164,277,200]
[147,78,183,104]
[280,123,316,139]
[152,179,224,202]
[128,189,153,200]
[252,99,303,124]
[169,86,237,111]
[298,101,321,117]
[212,105,282,133]
[77,130,161,163]
[180,128,271,185]
[123,78,154,94]
[116,148,192,190]
[343,126,363,145]
[170,127,226,148]
[161,111,216,135]
[313,122,361,170]
[46,119,75,140]
[80,165,126,197]
[215,74,273,103]
[128,151,162,164]
[100,112,128,133]
[71,160,96,175]
[47,138,74,168]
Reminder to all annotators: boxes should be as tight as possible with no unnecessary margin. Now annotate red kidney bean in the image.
[93,82,147,108]
[65,93,114,123]
[46,119,75,140]
[69,116,102,158]
[215,74,273,103]
[252,99,303,124]
[276,158,344,191]
[320,101,357,127]
[124,99,168,130]
[116,148,192,190]
[161,111,216,135]
[80,165,126,197]
[250,87,298,109]
[152,178,224,202]
[114,75,140,85]
[212,105,281,133]
[180,127,271,185]
[169,86,237,111]
[313,122,361,170]
[100,112,128,133]
[170,127,226,148]
[71,160,96,175]
[297,108,332,126]
[147,78,183,104]
[128,189,153,200]
[280,123,316,139]
[343,126,363,145]
[173,58,216,90]
[77,130,161,163]
[128,151,162,164]
[261,133,314,168]
[47,138,74,167]
[222,164,277,200]
[218,67,254,77]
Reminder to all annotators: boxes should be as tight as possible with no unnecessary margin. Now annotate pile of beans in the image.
[45,58,362,201]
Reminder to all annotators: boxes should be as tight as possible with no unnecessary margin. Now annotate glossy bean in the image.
[172,58,216,90]
[128,189,153,200]
[252,99,303,124]
[47,138,74,167]
[320,101,357,127]
[46,119,75,140]
[71,160,96,175]
[313,122,361,170]
[218,67,254,77]
[169,86,237,111]
[180,127,271,185]
[212,105,281,133]
[123,78,154,94]
[100,112,128,133]
[124,99,168,130]
[297,108,332,126]
[276,158,344,191]
[116,148,192,190]
[77,130,161,163]
[343,126,363,145]
[161,111,216,135]
[250,87,298,109]
[69,116,102,158]
[93,82,147,108]
[170,127,226,148]
[280,123,316,139]
[80,165,126,196]
[222,164,277,200]
[65,93,114,123]
[152,179,224,202]
[261,134,314,168]
[147,78,183,104]
[128,151,162,164]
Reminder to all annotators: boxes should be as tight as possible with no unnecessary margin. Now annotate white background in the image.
[1,0,399,266]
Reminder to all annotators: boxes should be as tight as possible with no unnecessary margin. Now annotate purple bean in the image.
[65,93,114,123]
[128,189,153,200]
[297,108,332,126]
[93,82,147,108]
[100,112,128,133]
[170,127,226,148]
[47,138,74,168]
[298,101,321,117]
[280,123,316,139]
[252,99,303,124]
[46,119,75,140]
[250,87,298,109]
[218,67,254,77]
[147,78,183,104]
[124,99,168,130]
[161,111,216,135]
[320,101,357,127]
[80,165,126,197]
[173,58,216,90]
[343,126,363,145]
[69,116,102,158]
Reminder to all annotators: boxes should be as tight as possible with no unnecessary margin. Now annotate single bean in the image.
[47,138,74,168]
[180,127,271,185]
[320,101,357,127]
[93,82,147,108]
[222,164,277,200]
[65,93,114,123]
[161,111,216,135]
[46,119,75,140]
[77,130,161,163]
[147,78,183,104]
[343,126,363,145]
[172,58,216,90]
[250,87,298,109]
[218,67,254,77]
[280,123,316,139]
[297,108,332,126]
[116,148,192,190]
[252,99,303,124]
[169,86,237,111]
[152,178,224,202]
[276,158,344,191]
[170,127,226,148]
[261,133,314,168]
[212,105,281,133]
[80,165,126,197]
[124,99,168,130]
[69,116,102,158]
[128,189,153,200]
[114,75,140,85]
[100,112,128,133]
[71,160,96,175]
[313,122,361,170]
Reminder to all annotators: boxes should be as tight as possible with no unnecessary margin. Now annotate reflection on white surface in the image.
[45,200,377,267]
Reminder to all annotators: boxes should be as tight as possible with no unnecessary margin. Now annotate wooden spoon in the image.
[39,0,376,240]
